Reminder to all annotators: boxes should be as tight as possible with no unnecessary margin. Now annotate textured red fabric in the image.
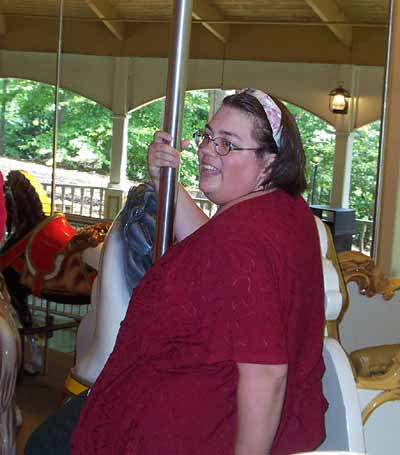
[71,190,327,455]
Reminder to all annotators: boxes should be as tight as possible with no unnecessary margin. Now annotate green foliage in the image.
[350,121,380,220]
[0,79,380,222]
[285,102,335,205]
[127,90,208,187]
[0,78,112,171]
[285,102,380,222]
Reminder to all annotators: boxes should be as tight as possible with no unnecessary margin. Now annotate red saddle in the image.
[0,215,77,295]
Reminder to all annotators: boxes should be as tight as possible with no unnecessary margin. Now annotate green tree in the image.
[56,91,112,172]
[127,90,209,188]
[0,79,53,159]
[0,79,381,225]
[0,79,113,170]
[350,121,380,220]
[285,103,335,205]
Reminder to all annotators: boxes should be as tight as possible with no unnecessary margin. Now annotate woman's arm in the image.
[235,363,288,455]
[148,131,209,242]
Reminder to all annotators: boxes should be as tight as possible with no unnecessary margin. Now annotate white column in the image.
[329,65,359,209]
[105,57,130,218]
[208,89,225,120]
[330,130,355,208]
[375,0,400,278]
[208,89,235,120]
[109,114,128,188]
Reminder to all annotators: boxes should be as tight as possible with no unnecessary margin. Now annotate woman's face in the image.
[197,105,269,206]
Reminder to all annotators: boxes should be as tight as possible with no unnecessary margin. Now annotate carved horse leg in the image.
[2,268,41,375]
[2,268,32,329]
[0,274,21,455]
[23,335,42,376]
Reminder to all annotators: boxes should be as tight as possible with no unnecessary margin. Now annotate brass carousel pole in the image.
[153,0,193,261]
[50,0,64,216]
[43,0,64,375]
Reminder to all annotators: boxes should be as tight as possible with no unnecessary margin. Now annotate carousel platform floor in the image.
[16,330,76,454]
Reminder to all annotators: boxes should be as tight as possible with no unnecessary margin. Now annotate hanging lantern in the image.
[329,82,351,115]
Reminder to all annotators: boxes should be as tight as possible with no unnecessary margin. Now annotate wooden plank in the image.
[0,14,6,35]
[86,0,125,41]
[192,0,229,43]
[305,0,352,47]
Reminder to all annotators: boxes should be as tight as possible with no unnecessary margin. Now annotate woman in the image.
[28,89,327,454]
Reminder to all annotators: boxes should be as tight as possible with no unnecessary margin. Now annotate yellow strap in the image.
[64,372,89,396]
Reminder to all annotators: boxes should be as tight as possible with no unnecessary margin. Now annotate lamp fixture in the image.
[329,81,351,115]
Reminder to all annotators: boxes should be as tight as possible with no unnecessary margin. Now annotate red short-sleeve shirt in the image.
[72,190,327,455]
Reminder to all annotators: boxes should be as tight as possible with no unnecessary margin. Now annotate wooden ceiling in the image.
[0,0,391,65]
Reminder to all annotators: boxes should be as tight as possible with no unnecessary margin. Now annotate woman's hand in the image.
[147,131,190,191]
[148,131,208,241]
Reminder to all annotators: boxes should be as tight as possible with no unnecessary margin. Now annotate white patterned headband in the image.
[240,88,282,148]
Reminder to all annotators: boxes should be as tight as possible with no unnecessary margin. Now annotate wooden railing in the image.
[189,191,217,217]
[43,182,217,220]
[43,183,106,218]
[43,182,373,254]
[354,219,373,254]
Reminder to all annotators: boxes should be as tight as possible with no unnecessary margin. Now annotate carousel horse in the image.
[0,273,22,455]
[0,169,22,455]
[66,182,156,392]
[331,251,400,455]
[0,170,110,372]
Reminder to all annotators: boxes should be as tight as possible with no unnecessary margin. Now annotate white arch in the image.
[0,51,384,126]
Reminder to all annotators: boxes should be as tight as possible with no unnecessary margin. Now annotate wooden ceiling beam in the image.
[192,0,229,43]
[0,0,6,36]
[305,0,352,47]
[0,14,6,35]
[86,0,125,41]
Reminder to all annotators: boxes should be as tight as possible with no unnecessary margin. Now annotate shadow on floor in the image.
[16,348,74,454]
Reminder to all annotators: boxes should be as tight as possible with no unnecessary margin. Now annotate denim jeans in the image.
[24,391,87,455]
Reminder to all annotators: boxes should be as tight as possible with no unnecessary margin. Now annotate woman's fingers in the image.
[148,132,191,188]
[148,139,181,188]
[151,150,181,168]
[153,131,172,144]
[149,142,180,165]
[154,131,191,150]
[181,139,191,149]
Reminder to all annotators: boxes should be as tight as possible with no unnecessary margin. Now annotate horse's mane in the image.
[119,183,157,293]
[4,170,47,247]
[69,222,111,253]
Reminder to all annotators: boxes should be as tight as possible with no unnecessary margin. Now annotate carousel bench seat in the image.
[337,250,400,354]
[314,217,365,453]
[331,250,400,455]
[317,337,365,452]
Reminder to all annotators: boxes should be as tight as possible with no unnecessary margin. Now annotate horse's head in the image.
[3,171,48,248]
[119,182,157,292]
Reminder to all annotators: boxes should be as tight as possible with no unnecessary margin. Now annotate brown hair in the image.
[222,91,306,196]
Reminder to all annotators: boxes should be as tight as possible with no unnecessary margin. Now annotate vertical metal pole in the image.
[371,0,394,258]
[50,0,64,216]
[153,0,193,261]
[311,164,319,205]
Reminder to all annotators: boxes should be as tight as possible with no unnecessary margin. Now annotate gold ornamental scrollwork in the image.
[362,388,400,424]
[337,251,400,301]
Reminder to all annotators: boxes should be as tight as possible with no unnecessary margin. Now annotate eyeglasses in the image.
[193,130,262,157]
